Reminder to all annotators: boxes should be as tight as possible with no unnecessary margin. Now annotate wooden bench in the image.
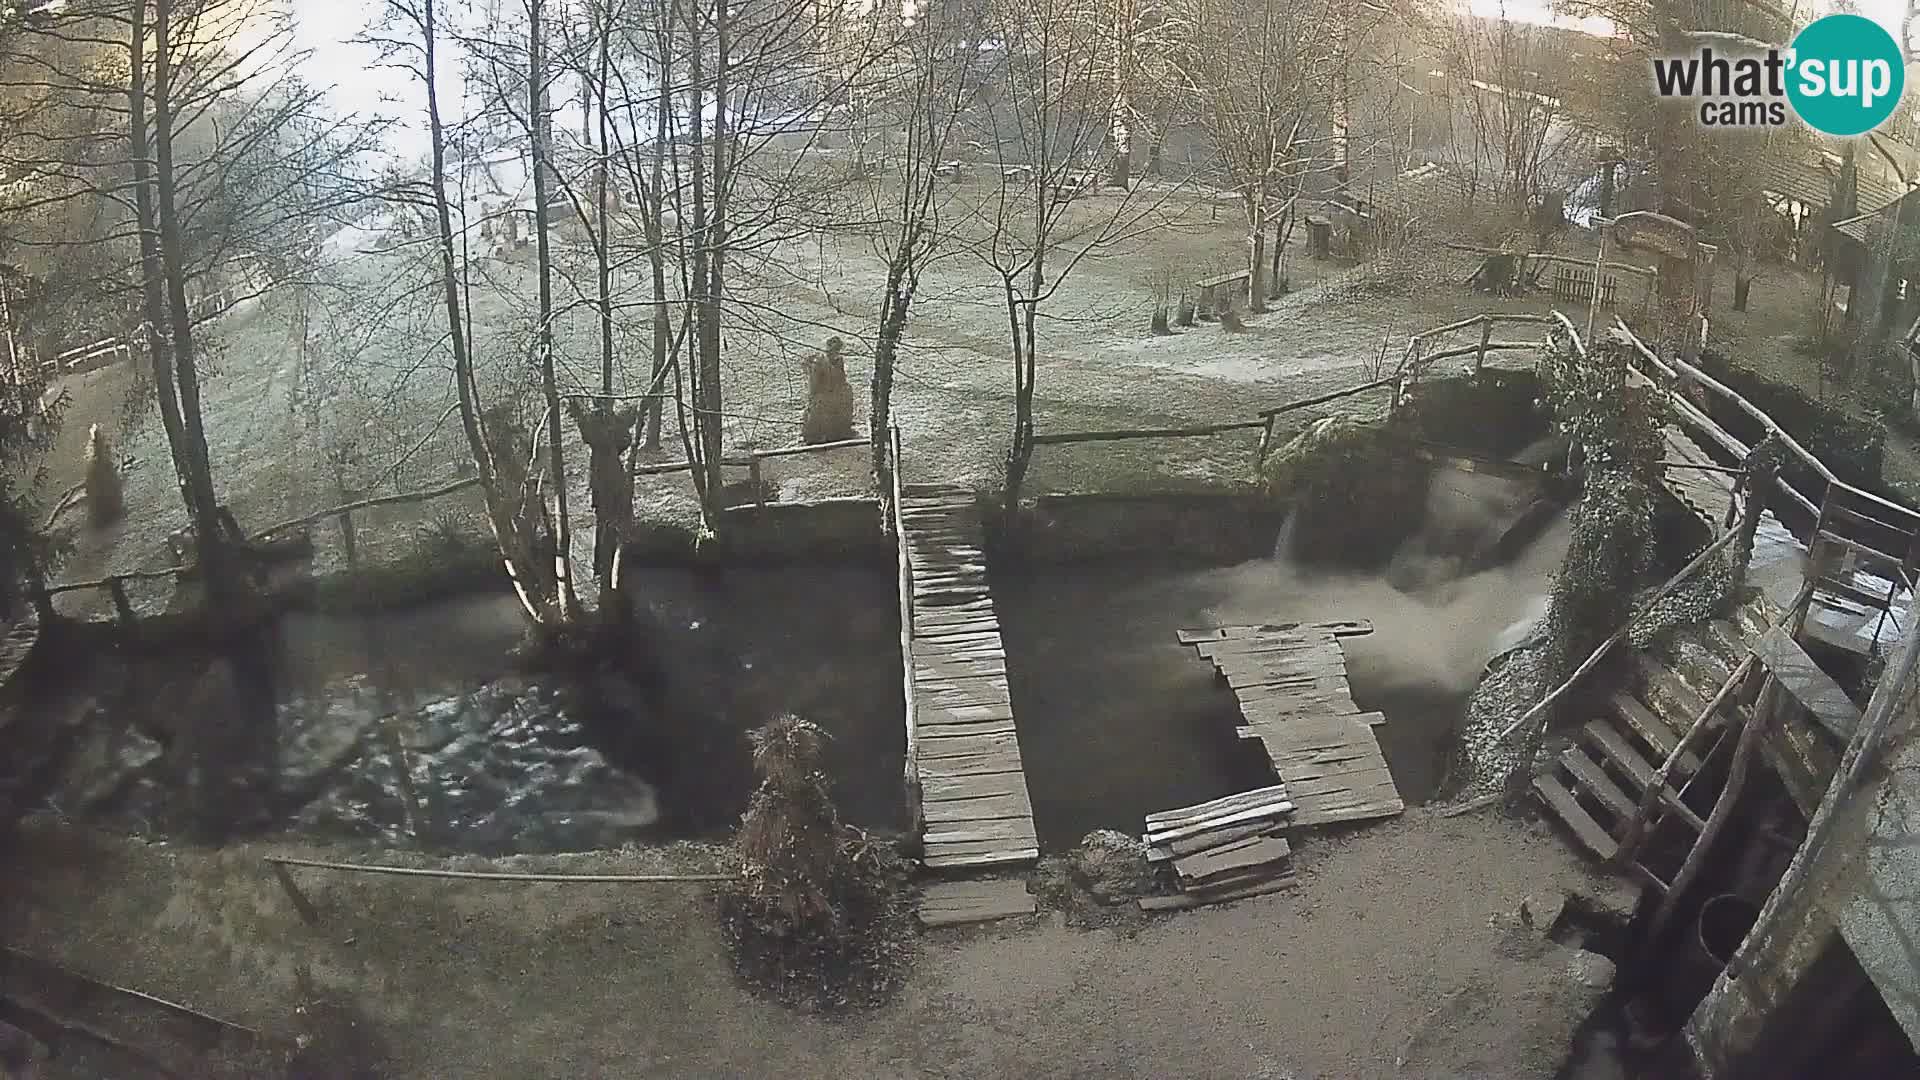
[1194,269,1252,318]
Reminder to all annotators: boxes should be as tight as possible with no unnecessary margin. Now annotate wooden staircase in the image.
[1532,683,1711,888]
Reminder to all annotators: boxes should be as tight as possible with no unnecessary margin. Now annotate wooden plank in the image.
[1281,766,1398,798]
[915,655,1008,679]
[1559,745,1636,821]
[923,771,1029,801]
[915,731,1021,760]
[919,879,1035,927]
[1750,626,1864,740]
[1175,834,1293,886]
[918,753,1029,777]
[1145,784,1291,828]
[920,721,1018,739]
[924,818,1038,844]
[923,848,1040,870]
[1609,692,1691,765]
[922,793,1033,822]
[1145,801,1294,846]
[1198,632,1345,654]
[1236,677,1352,703]
[1138,873,1297,911]
[1238,690,1362,720]
[1146,821,1277,862]
[1580,720,1660,790]
[1533,774,1619,860]
[916,702,1015,725]
[1179,621,1373,644]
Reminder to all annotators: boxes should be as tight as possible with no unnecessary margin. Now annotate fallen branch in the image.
[40,481,84,531]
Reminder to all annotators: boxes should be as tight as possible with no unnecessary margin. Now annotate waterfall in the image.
[1272,509,1300,562]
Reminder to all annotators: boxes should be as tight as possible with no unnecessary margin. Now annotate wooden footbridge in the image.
[892,475,1038,877]
[1179,622,1404,828]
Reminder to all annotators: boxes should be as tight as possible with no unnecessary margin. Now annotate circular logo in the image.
[1786,14,1905,137]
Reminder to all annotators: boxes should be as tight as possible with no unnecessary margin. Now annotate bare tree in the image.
[366,0,563,627]
[864,5,983,492]
[970,0,1178,519]
[1174,0,1341,314]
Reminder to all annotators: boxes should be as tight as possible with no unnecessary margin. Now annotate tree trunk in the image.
[529,0,576,619]
[591,7,621,600]
[873,270,907,493]
[703,0,732,513]
[1733,272,1752,312]
[151,0,233,606]
[685,12,720,520]
[1003,256,1042,523]
[1247,217,1268,316]
[126,2,194,521]
[643,36,673,452]
[422,0,547,626]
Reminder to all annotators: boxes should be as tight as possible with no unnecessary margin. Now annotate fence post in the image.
[1475,320,1493,374]
[749,456,766,508]
[107,577,134,624]
[337,507,358,567]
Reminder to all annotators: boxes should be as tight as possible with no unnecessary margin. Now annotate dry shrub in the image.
[718,714,913,1011]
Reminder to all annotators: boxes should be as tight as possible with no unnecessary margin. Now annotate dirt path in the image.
[3,808,1628,1078]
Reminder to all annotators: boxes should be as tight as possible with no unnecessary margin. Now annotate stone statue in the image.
[801,336,856,444]
[83,423,124,527]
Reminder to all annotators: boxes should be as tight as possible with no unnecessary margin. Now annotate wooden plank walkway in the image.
[902,484,1038,872]
[918,879,1036,927]
[1182,623,1404,829]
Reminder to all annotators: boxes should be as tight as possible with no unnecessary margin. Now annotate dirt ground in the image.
[2,807,1632,1079]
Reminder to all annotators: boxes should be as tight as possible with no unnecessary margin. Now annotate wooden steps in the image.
[1141,787,1296,911]
[902,487,1037,872]
[1531,673,1714,881]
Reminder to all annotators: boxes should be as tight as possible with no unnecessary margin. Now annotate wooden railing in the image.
[1605,318,1920,564]
[1029,312,1555,466]
[634,435,867,507]
[886,423,922,836]
[40,474,485,623]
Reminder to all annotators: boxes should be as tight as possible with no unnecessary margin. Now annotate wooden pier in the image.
[1178,622,1404,830]
[898,483,1038,872]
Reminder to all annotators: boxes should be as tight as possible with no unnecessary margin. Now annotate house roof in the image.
[1831,189,1920,248]
[1763,154,1908,219]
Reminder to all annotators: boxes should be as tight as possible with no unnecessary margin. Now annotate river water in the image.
[40,566,906,853]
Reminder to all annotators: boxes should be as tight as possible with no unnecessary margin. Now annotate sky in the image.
[299,0,1919,164]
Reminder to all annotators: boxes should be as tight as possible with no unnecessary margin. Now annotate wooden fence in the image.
[39,475,486,625]
[1027,311,1554,466]
[632,435,868,507]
